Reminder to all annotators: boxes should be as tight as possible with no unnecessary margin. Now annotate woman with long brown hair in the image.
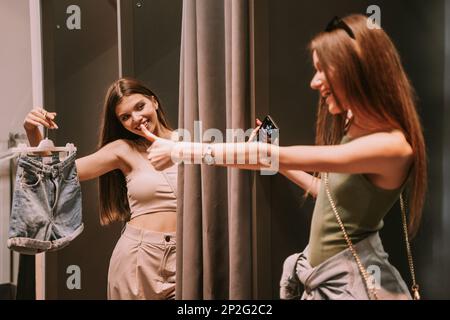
[145,14,427,300]
[23,78,177,300]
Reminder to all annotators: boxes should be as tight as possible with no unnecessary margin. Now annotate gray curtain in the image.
[177,0,253,299]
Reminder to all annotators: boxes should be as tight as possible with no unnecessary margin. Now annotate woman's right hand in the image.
[23,108,59,132]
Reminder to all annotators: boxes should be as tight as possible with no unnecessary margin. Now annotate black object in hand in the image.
[258,115,279,143]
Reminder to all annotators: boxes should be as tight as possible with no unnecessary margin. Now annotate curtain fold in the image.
[177,0,252,299]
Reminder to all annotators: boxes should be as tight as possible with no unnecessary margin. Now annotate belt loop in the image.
[52,168,58,179]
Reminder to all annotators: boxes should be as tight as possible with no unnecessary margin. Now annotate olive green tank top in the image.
[308,135,405,267]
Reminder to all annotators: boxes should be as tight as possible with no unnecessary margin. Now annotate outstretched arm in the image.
[144,125,412,187]
[277,132,413,176]
[75,140,130,182]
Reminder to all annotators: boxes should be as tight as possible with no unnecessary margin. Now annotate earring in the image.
[346,109,353,120]
[345,110,354,132]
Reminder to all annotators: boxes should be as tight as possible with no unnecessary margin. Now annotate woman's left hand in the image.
[248,118,263,142]
[141,125,176,171]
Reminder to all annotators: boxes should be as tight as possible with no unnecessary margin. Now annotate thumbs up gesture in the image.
[141,124,177,171]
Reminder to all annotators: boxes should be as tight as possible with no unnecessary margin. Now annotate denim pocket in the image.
[63,166,79,183]
[20,171,42,188]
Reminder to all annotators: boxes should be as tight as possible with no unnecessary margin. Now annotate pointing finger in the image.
[141,124,158,142]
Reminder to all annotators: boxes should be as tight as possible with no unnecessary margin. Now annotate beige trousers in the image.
[107,223,176,300]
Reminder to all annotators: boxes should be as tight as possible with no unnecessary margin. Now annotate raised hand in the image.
[141,124,176,171]
[24,108,59,131]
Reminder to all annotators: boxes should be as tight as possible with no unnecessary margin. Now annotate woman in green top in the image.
[144,14,427,300]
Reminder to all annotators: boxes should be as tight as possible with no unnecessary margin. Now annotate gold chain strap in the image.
[400,194,421,300]
[323,173,378,300]
[324,173,420,300]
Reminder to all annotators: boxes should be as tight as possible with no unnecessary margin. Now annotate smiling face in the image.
[310,50,346,115]
[115,93,160,139]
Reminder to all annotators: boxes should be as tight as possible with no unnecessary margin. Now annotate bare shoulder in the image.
[361,131,413,188]
[355,130,413,160]
[98,139,138,164]
[103,139,140,173]
[389,130,413,158]
[106,139,135,155]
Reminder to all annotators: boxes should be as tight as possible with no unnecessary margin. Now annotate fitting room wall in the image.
[120,0,182,128]
[0,0,33,139]
[266,0,447,299]
[41,0,121,299]
[0,0,33,292]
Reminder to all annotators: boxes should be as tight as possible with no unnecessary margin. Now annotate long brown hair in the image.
[98,78,172,225]
[309,14,427,237]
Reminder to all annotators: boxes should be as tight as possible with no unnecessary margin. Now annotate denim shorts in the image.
[8,152,83,255]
